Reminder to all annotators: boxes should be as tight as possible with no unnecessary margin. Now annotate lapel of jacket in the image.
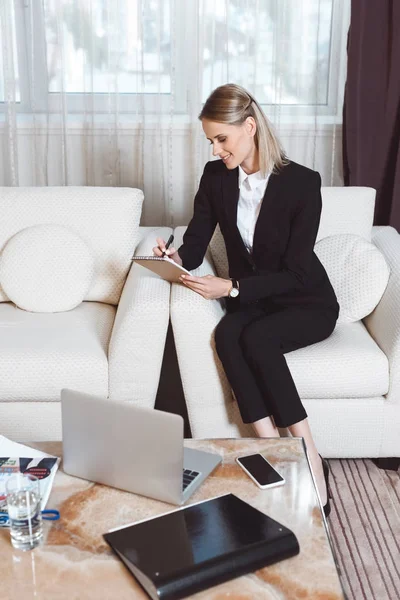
[221,167,250,261]
[222,163,287,265]
[252,168,282,250]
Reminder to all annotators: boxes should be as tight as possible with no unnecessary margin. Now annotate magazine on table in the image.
[0,435,60,526]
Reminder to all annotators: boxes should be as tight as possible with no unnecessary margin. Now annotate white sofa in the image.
[171,187,400,459]
[0,186,172,442]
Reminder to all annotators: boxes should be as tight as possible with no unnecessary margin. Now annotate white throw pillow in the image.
[314,234,390,323]
[0,224,94,312]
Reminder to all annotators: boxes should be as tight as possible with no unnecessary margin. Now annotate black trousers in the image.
[214,302,338,428]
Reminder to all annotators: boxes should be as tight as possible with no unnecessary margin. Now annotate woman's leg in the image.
[239,306,336,427]
[288,418,327,506]
[239,306,337,504]
[252,416,280,438]
[215,305,278,425]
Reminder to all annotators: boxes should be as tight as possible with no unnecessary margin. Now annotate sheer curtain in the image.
[0,0,350,225]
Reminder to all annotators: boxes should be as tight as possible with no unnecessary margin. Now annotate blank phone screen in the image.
[238,454,284,486]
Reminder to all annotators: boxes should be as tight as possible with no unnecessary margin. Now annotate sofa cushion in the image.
[314,234,390,323]
[0,224,94,313]
[0,301,114,402]
[0,186,144,305]
[286,320,389,398]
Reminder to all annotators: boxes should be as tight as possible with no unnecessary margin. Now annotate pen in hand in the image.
[161,234,174,258]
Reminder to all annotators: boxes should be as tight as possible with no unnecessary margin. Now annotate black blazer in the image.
[178,159,339,313]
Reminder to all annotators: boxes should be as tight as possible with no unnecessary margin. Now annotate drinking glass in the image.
[6,473,43,550]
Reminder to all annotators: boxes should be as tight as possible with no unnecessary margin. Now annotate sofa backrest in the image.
[210,186,376,278]
[316,186,375,243]
[0,186,143,305]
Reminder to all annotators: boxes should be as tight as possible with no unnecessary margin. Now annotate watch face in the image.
[229,287,239,298]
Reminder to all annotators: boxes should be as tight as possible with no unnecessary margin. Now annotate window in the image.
[45,0,171,95]
[201,0,338,114]
[1,0,349,119]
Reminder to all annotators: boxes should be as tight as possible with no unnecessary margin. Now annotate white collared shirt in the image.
[237,165,270,253]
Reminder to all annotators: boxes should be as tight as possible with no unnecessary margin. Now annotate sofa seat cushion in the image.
[285,321,389,399]
[0,301,115,402]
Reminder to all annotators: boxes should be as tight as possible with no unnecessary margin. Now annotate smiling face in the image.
[202,117,259,174]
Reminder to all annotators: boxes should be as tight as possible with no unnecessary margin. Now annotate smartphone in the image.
[236,453,285,489]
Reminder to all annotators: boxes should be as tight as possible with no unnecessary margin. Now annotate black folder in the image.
[103,493,300,600]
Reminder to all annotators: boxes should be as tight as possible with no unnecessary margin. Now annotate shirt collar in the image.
[238,165,269,191]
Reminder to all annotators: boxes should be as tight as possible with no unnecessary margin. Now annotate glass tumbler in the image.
[6,473,43,550]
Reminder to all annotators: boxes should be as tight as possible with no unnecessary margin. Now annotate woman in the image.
[153,83,339,516]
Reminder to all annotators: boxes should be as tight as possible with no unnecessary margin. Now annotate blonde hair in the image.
[199,83,287,175]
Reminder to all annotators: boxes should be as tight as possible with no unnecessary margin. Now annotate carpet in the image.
[328,459,400,600]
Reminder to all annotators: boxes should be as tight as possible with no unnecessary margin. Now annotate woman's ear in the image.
[245,116,257,137]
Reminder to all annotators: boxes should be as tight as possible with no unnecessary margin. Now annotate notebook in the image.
[61,389,222,505]
[104,493,300,600]
[132,256,191,283]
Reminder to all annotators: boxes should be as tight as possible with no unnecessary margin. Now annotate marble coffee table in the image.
[0,438,345,599]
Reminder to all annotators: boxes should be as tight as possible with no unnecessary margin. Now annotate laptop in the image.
[60,389,222,505]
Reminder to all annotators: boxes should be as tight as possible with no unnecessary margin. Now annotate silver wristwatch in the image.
[229,278,239,298]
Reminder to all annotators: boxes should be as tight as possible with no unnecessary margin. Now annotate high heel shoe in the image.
[319,454,332,518]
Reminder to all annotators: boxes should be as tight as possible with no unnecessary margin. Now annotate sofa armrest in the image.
[171,226,254,438]
[108,227,172,405]
[364,226,400,405]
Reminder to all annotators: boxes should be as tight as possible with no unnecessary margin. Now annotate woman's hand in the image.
[153,237,183,266]
[179,274,232,300]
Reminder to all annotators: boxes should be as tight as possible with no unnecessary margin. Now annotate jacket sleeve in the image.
[178,162,218,271]
[239,172,322,304]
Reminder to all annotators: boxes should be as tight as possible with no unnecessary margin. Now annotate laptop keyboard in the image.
[182,468,200,491]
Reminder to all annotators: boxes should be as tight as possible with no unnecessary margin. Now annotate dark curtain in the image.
[343,0,400,229]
